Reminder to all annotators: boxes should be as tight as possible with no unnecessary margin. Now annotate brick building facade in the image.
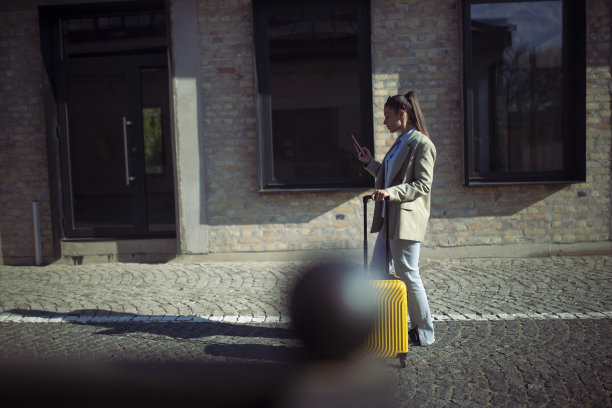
[1,0,610,265]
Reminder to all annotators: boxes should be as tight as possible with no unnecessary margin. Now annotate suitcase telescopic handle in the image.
[362,195,390,274]
[362,195,370,273]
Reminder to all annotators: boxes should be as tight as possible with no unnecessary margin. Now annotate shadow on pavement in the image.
[205,343,302,362]
[6,308,302,363]
[6,308,298,338]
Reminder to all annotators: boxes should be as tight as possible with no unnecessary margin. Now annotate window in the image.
[57,0,167,60]
[253,0,373,191]
[463,0,585,185]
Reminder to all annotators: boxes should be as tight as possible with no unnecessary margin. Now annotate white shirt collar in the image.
[401,128,416,145]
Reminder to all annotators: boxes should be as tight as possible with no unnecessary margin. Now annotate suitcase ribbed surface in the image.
[364,279,409,358]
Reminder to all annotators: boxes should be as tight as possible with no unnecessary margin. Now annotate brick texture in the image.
[0,0,609,263]
[0,9,53,265]
[198,0,610,253]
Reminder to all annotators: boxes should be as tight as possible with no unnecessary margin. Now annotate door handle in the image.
[122,116,136,186]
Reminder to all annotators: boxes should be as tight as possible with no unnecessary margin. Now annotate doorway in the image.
[41,1,176,238]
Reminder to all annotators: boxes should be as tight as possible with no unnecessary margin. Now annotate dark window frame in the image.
[462,0,586,186]
[253,0,374,192]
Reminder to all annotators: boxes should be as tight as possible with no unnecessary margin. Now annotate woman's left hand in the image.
[371,189,389,201]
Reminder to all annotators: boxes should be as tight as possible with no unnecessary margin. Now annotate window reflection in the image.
[142,107,164,175]
[62,12,166,58]
[471,1,563,174]
[268,9,364,182]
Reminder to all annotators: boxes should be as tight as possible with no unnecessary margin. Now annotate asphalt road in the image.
[1,256,610,407]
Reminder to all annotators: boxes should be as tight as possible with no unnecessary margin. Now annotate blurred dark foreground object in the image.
[289,261,378,361]
[276,261,397,408]
[0,360,289,408]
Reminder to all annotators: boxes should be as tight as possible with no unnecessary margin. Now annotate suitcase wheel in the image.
[398,353,407,368]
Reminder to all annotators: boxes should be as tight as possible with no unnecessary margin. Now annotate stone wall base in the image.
[172,241,612,263]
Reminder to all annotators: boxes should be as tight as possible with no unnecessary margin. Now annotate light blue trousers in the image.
[371,229,435,346]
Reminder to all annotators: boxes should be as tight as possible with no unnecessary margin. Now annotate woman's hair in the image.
[385,91,429,137]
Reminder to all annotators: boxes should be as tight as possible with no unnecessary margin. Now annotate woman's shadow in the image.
[5,308,302,363]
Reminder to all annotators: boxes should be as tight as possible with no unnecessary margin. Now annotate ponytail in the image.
[405,91,428,137]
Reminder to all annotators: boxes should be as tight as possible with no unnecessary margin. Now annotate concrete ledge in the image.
[38,240,611,265]
[58,239,177,265]
[422,241,612,259]
[170,241,612,263]
[168,248,361,264]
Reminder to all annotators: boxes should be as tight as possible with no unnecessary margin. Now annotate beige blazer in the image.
[365,130,436,242]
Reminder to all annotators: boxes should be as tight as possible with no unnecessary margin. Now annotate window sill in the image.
[465,178,586,187]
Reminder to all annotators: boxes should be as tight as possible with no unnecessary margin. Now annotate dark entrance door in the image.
[42,1,176,238]
[59,56,175,237]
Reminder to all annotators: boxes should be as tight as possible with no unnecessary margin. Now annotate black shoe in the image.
[408,327,420,346]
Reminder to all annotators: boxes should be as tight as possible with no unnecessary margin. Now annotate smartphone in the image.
[351,134,365,156]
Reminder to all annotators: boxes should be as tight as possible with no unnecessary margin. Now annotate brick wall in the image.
[0,0,608,264]
[0,8,53,265]
[587,0,612,243]
[198,0,611,253]
[198,0,364,252]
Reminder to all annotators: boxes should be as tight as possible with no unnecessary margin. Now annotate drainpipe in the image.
[32,201,42,266]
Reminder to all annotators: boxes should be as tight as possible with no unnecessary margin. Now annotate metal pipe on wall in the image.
[32,201,42,266]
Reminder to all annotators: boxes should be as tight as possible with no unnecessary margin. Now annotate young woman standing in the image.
[354,91,436,346]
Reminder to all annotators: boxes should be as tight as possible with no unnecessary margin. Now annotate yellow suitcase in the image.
[362,196,409,368]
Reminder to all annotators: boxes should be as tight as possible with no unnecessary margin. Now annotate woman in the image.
[354,91,436,346]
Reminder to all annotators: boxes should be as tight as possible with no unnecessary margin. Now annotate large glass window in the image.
[253,0,373,191]
[463,0,585,185]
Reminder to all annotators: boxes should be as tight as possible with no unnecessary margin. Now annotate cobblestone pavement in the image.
[0,256,611,407]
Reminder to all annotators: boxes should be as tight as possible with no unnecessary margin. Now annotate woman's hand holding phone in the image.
[351,134,372,164]
[351,134,364,155]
